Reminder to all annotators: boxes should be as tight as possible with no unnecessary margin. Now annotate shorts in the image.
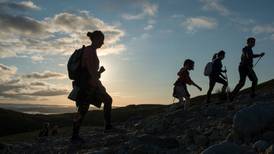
[76,80,107,108]
[173,84,190,98]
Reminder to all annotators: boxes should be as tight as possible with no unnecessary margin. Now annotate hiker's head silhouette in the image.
[184,59,194,70]
[247,37,256,47]
[87,30,104,48]
[217,50,225,60]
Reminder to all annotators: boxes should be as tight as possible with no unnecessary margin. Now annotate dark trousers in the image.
[232,65,258,97]
[206,74,228,102]
[72,93,112,137]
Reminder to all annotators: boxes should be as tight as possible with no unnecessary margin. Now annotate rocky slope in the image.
[1,79,274,154]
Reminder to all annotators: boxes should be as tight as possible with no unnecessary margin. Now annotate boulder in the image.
[266,145,274,154]
[233,103,274,139]
[252,140,270,153]
[201,141,247,154]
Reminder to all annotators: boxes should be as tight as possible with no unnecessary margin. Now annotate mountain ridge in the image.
[0,78,274,153]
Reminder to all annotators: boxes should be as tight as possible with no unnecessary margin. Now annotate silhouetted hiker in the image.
[70,31,113,143]
[173,59,202,110]
[230,37,265,101]
[206,50,228,103]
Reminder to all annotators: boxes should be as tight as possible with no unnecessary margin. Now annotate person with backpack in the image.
[173,59,202,110]
[70,30,113,143]
[229,37,265,101]
[206,50,228,103]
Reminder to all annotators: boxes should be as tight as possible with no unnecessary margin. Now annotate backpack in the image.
[67,45,85,80]
[204,62,213,76]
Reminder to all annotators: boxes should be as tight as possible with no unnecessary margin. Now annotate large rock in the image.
[266,145,274,154]
[233,103,274,140]
[201,141,247,154]
[252,140,270,153]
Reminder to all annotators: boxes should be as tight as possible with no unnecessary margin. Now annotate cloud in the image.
[199,0,257,33]
[143,2,158,16]
[18,1,40,11]
[122,13,144,20]
[0,64,69,100]
[144,25,153,30]
[252,25,274,34]
[252,24,274,41]
[99,44,126,56]
[0,64,17,82]
[0,13,47,37]
[29,81,48,86]
[58,63,65,67]
[31,55,44,62]
[22,70,66,80]
[122,1,158,20]
[0,5,125,58]
[182,16,217,32]
[200,0,230,16]
[0,1,40,12]
[22,88,68,96]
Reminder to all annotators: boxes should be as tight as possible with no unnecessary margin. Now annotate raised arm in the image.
[192,81,202,91]
[253,52,265,58]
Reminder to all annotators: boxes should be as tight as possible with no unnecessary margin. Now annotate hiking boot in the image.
[70,135,85,144]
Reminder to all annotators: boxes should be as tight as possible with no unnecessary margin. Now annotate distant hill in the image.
[0,104,167,137]
[1,79,273,138]
[0,103,76,114]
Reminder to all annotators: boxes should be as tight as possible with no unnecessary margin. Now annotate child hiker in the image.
[173,59,202,110]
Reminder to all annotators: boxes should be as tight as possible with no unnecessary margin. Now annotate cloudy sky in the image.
[0,0,274,106]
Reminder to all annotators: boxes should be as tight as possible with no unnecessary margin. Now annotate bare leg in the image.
[184,96,190,110]
[71,103,89,141]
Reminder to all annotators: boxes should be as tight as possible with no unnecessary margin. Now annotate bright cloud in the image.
[0,64,68,100]
[122,2,158,20]
[0,1,125,58]
[0,64,17,83]
[182,16,217,32]
[252,25,274,34]
[0,0,40,12]
[19,1,40,11]
[252,24,274,41]
[31,55,44,62]
[200,0,230,16]
[21,70,66,80]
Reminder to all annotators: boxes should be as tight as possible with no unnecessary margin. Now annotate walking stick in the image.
[224,66,230,98]
[253,56,262,68]
[224,66,228,85]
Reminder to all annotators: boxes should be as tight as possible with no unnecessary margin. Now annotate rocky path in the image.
[1,87,274,154]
